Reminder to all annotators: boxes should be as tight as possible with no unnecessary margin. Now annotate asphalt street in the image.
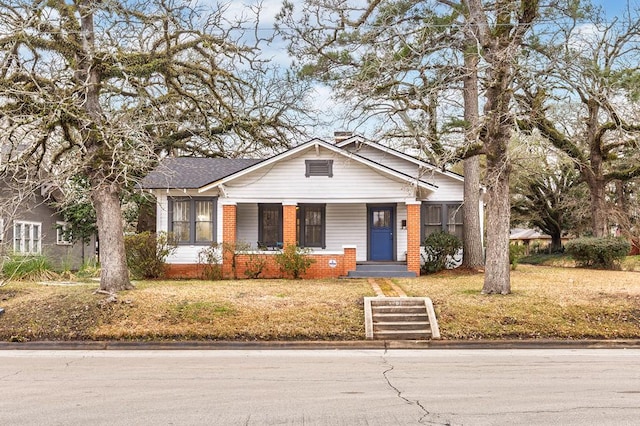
[1,348,639,425]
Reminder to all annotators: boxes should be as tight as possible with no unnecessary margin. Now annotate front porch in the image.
[222,201,422,279]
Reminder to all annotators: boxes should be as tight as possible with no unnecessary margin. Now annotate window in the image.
[446,204,464,240]
[14,221,42,254]
[297,204,326,248]
[305,160,333,177]
[168,197,216,245]
[56,221,73,245]
[258,204,282,248]
[421,203,464,241]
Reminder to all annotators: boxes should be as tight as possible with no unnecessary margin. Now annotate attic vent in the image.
[305,160,333,177]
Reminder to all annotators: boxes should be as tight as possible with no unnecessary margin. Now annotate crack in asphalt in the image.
[0,370,22,380]
[382,348,454,425]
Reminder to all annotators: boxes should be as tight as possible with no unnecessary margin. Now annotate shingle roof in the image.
[140,157,261,189]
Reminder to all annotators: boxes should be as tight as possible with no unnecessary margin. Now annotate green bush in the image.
[509,244,527,270]
[421,231,462,274]
[565,237,631,269]
[1,254,56,281]
[124,232,177,279]
[274,244,316,279]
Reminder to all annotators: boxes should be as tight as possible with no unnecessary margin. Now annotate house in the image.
[0,183,96,271]
[141,135,473,279]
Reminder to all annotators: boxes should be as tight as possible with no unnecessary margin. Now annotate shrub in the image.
[421,231,462,274]
[1,254,57,281]
[509,244,527,270]
[124,232,177,279]
[565,237,631,269]
[243,252,267,279]
[274,244,316,279]
[198,243,223,280]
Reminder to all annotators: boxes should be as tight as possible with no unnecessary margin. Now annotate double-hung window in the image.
[421,203,464,241]
[258,204,282,248]
[168,197,216,245]
[14,221,42,254]
[56,221,73,245]
[297,204,326,248]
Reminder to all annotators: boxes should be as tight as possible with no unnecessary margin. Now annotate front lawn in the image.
[397,264,640,339]
[0,264,639,342]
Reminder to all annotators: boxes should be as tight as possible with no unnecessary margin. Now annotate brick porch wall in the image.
[406,203,421,276]
[164,247,358,280]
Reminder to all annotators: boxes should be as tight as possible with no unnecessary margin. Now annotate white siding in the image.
[217,148,417,202]
[236,203,258,248]
[325,203,367,261]
[348,145,464,201]
[396,203,408,261]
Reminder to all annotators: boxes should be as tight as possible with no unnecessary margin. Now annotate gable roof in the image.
[335,135,465,182]
[140,157,261,189]
[198,138,439,193]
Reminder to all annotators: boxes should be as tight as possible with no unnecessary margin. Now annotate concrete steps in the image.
[364,297,440,340]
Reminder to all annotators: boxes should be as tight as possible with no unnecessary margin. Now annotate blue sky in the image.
[593,0,638,17]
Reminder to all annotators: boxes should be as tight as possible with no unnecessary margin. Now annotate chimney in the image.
[333,131,353,144]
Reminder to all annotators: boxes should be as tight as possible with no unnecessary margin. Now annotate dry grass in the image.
[0,279,373,342]
[396,264,640,340]
[1,265,639,342]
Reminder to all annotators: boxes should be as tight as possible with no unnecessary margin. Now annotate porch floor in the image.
[347,262,417,278]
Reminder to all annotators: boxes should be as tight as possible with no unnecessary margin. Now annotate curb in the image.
[1,339,640,350]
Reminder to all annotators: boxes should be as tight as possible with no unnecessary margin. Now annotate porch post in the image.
[282,202,297,246]
[222,203,237,278]
[406,201,422,276]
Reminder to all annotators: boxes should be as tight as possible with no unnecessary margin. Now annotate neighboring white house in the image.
[141,135,475,279]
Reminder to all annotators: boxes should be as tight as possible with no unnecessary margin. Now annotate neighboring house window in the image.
[14,221,42,254]
[56,222,73,245]
[305,160,333,177]
[297,204,326,248]
[168,197,216,245]
[421,203,464,241]
[258,204,282,248]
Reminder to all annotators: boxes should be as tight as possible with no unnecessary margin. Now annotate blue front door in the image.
[369,206,394,261]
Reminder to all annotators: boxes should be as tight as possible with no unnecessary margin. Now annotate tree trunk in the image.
[461,50,484,269]
[482,156,511,294]
[480,42,514,294]
[588,179,608,237]
[550,233,562,253]
[92,182,133,292]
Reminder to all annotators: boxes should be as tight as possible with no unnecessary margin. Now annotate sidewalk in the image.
[1,338,640,350]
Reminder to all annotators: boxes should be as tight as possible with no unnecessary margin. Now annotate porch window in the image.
[297,204,326,248]
[258,204,282,248]
[421,203,464,241]
[14,221,42,254]
[168,197,216,245]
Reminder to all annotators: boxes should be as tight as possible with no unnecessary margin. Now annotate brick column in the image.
[343,245,357,276]
[406,202,421,276]
[222,203,237,278]
[282,203,297,246]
